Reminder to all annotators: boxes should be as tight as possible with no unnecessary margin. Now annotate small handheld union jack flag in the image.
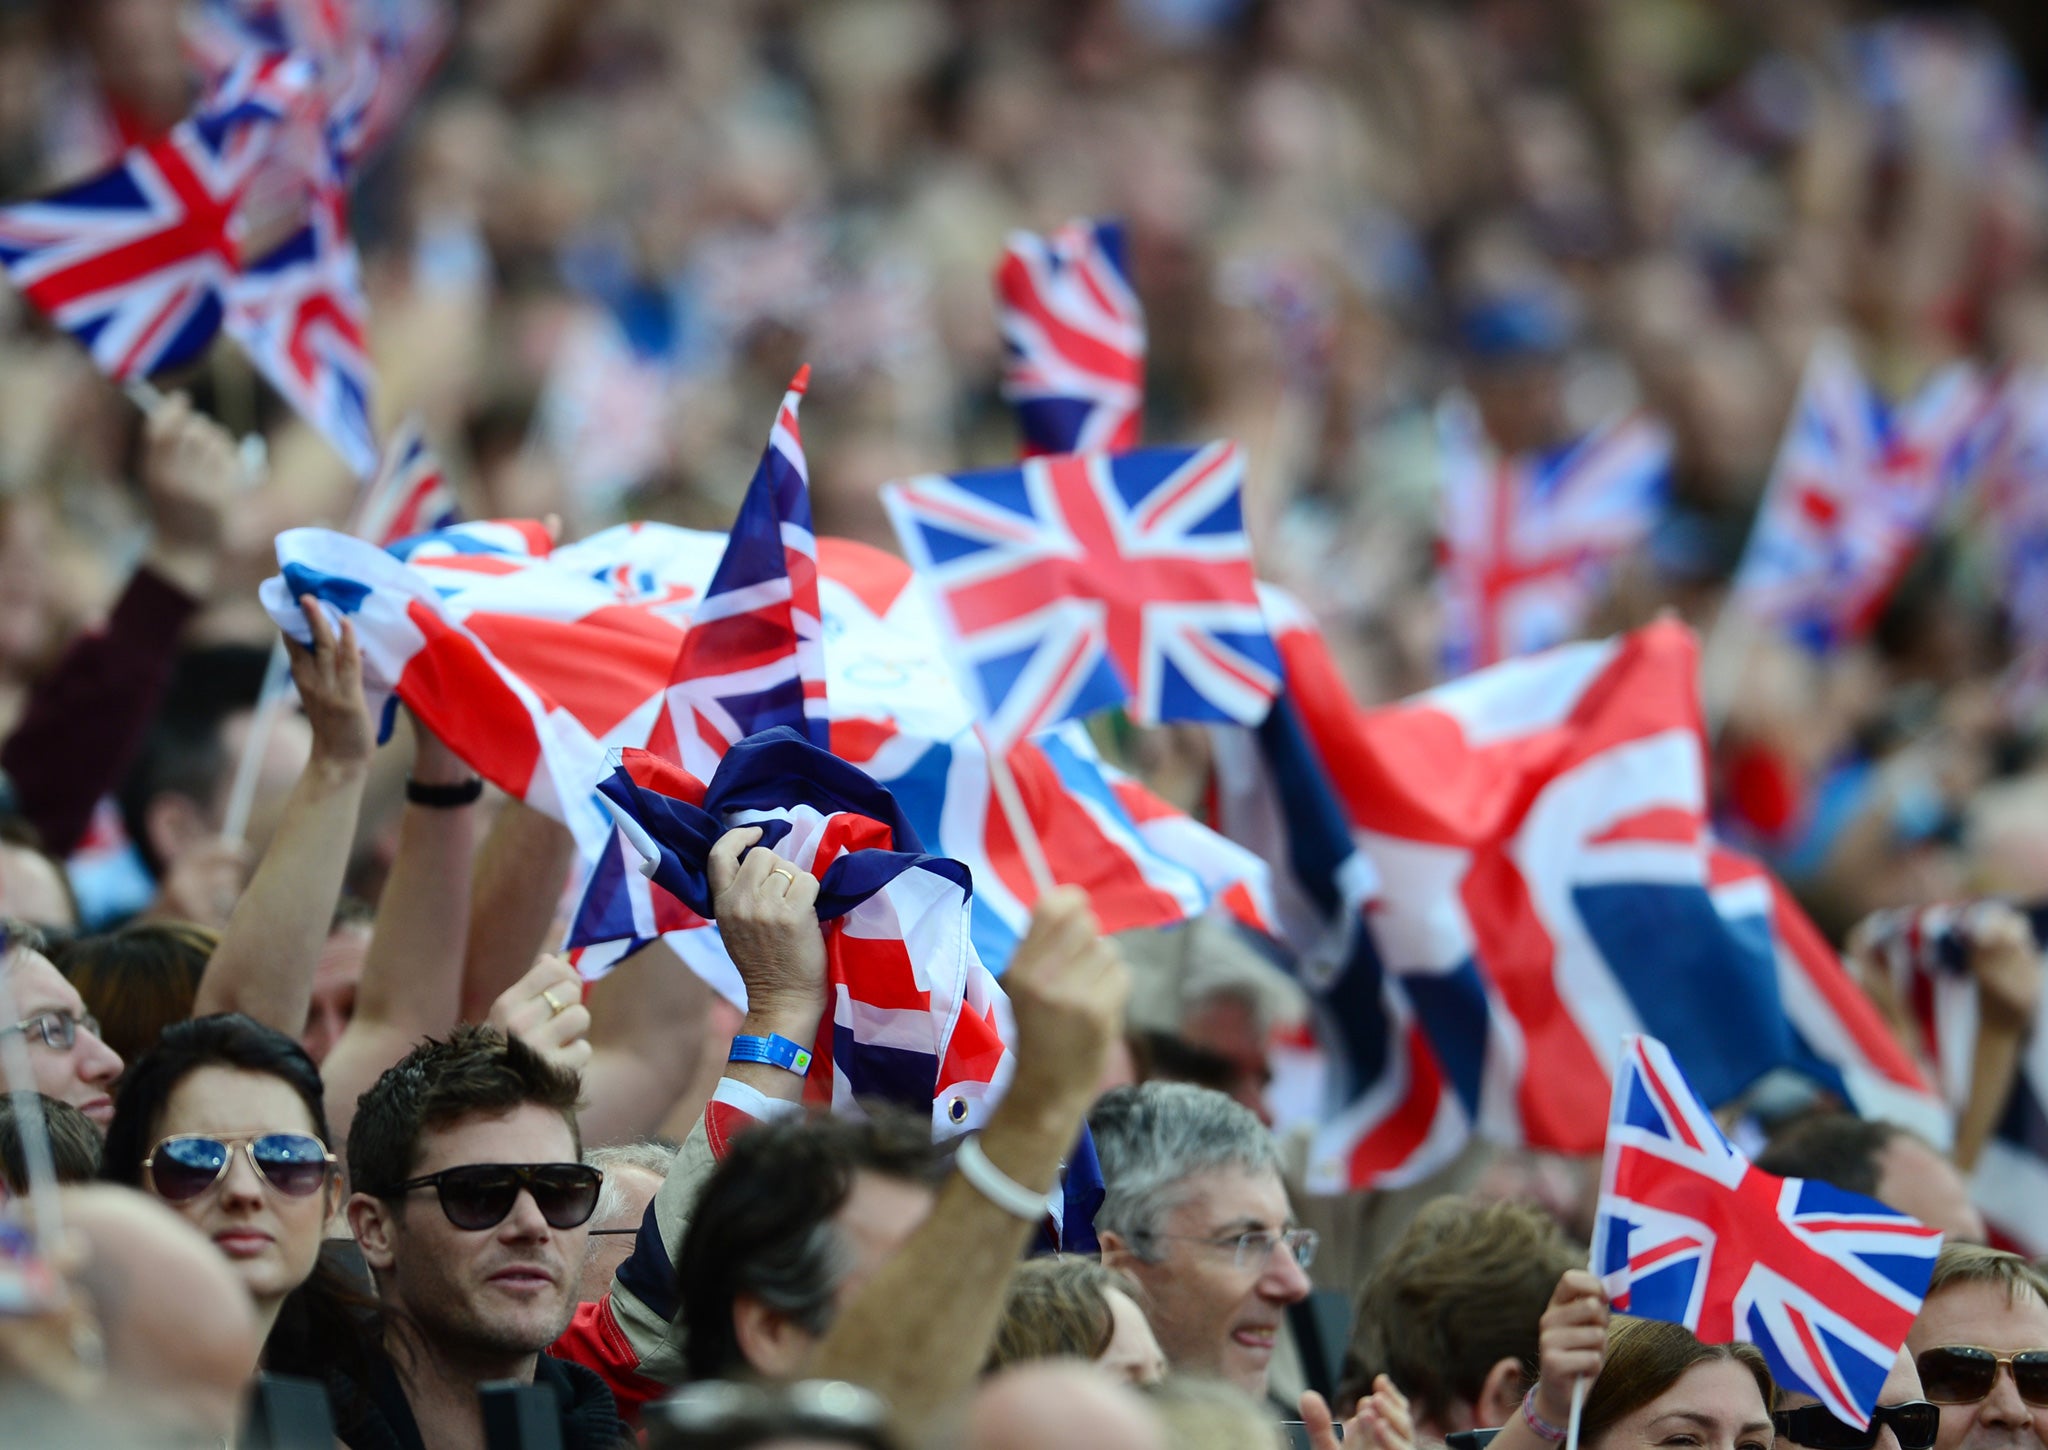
[882,441,1279,752]
[1591,1035,1943,1431]
[0,50,314,382]
[655,366,827,776]
[355,414,457,548]
[995,218,1145,457]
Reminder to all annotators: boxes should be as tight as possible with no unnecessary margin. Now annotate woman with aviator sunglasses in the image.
[100,1013,373,1389]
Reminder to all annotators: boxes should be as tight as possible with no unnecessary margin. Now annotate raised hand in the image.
[487,954,593,1075]
[999,887,1128,1110]
[1532,1269,1610,1430]
[1963,902,2042,1025]
[1302,1375,1415,1450]
[288,594,373,770]
[138,392,239,599]
[708,825,827,1040]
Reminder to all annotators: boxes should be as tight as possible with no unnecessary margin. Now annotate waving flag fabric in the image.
[1592,1035,1943,1429]
[1268,606,1943,1156]
[1982,372,2048,715]
[225,191,376,476]
[656,367,827,775]
[1436,397,1671,676]
[996,218,1145,456]
[588,728,1010,1135]
[883,443,1279,751]
[1866,902,2048,1254]
[1731,336,1990,651]
[356,414,458,548]
[0,51,312,381]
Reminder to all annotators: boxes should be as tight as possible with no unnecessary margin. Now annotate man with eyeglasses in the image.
[0,918,123,1130]
[1091,1080,1315,1398]
[340,1023,628,1450]
[1905,1244,2048,1450]
[1775,1347,1940,1450]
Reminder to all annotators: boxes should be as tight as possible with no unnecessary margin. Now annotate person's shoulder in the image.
[539,1350,633,1446]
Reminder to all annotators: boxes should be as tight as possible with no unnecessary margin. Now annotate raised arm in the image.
[459,800,577,1022]
[192,599,372,1031]
[575,941,715,1148]
[320,716,480,1145]
[808,888,1127,1433]
[1953,904,2042,1173]
[1485,1270,1611,1450]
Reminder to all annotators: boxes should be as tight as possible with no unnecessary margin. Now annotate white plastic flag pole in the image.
[974,722,1057,899]
[1565,1376,1589,1450]
[219,638,294,846]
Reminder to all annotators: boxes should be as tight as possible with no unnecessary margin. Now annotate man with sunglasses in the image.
[1775,1348,1940,1450]
[340,1024,628,1450]
[0,918,123,1130]
[1906,1245,2048,1450]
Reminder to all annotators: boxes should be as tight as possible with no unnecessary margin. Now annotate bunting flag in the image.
[1592,1035,1943,1429]
[995,218,1145,456]
[1435,396,1671,676]
[356,414,458,548]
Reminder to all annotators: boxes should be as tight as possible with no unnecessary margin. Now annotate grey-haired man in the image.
[1091,1081,1314,1396]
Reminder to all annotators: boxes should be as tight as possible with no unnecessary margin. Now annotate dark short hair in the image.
[347,1025,583,1197]
[55,922,220,1068]
[678,1110,943,1381]
[1343,1196,1583,1420]
[1752,1113,1897,1198]
[116,645,270,877]
[101,1013,333,1189]
[1542,1319,1772,1450]
[0,1095,101,1190]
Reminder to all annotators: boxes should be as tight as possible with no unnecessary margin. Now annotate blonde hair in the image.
[1927,1244,2048,1309]
[1146,1375,1285,1450]
[986,1257,1140,1372]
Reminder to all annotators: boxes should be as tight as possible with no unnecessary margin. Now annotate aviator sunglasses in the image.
[380,1163,603,1232]
[144,1133,336,1203]
[1917,1346,2048,1407]
[1773,1402,1940,1450]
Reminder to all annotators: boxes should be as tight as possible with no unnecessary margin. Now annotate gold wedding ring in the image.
[541,985,575,1017]
[768,866,799,886]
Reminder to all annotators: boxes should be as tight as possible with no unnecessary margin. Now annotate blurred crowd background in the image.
[7,0,2048,947]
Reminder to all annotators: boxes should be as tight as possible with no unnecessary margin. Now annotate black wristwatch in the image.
[405,776,484,808]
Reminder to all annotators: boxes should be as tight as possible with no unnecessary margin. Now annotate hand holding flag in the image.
[1591,1035,1943,1430]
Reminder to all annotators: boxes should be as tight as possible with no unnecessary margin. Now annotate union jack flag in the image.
[1436,397,1672,676]
[356,414,458,548]
[654,367,827,776]
[224,191,377,476]
[882,442,1280,751]
[0,52,313,382]
[1592,1035,1943,1430]
[995,219,1145,456]
[1731,335,1994,651]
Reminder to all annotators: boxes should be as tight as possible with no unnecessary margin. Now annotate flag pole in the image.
[975,723,1057,899]
[1565,1376,1588,1450]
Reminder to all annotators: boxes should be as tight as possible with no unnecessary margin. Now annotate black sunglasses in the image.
[1774,1402,1940,1450]
[1917,1346,2048,1407]
[144,1133,335,1203]
[382,1163,602,1232]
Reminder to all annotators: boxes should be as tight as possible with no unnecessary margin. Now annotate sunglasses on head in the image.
[383,1163,602,1232]
[1917,1346,2048,1407]
[144,1133,335,1203]
[1774,1402,1940,1450]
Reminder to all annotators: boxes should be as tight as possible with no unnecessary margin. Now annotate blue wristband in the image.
[728,1033,813,1076]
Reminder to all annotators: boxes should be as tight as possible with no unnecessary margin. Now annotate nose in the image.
[1982,1363,2033,1428]
[496,1187,552,1243]
[1259,1238,1312,1304]
[78,1027,123,1088]
[217,1145,266,1208]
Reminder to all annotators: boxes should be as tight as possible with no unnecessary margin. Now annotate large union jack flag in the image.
[882,442,1279,751]
[1592,1034,1943,1430]
[1436,397,1672,676]
[0,51,312,382]
[356,413,458,548]
[655,367,827,776]
[995,218,1145,456]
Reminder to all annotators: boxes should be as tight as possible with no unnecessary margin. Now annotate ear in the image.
[732,1293,816,1380]
[346,1192,399,1274]
[145,792,209,867]
[1098,1229,1135,1271]
[1477,1356,1531,1429]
